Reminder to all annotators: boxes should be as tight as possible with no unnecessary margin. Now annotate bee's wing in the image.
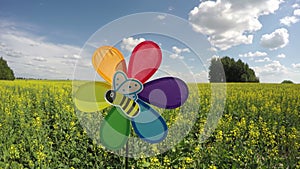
[117,79,143,95]
[113,71,127,90]
[92,46,127,84]
[100,106,130,150]
[127,41,162,84]
[132,99,168,143]
[138,77,189,109]
[74,81,111,112]
[113,71,143,96]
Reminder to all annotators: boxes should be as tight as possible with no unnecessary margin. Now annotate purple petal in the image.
[138,77,189,109]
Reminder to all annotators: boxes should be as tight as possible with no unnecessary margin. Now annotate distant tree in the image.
[208,57,225,82]
[209,56,259,83]
[0,57,15,80]
[281,80,293,84]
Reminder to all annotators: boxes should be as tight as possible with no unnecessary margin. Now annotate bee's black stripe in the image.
[126,101,136,115]
[132,107,139,116]
[122,98,130,110]
[119,95,126,105]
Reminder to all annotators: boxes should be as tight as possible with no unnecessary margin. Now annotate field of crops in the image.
[0,80,299,168]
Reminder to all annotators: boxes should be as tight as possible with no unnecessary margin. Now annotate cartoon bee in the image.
[104,71,143,118]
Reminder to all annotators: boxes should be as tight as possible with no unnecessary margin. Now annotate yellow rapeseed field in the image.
[0,80,299,168]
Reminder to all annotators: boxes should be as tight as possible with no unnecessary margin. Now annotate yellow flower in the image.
[39,144,44,151]
[36,151,46,162]
[34,116,42,127]
[185,157,193,163]
[164,157,170,165]
[247,149,253,155]
[194,146,200,152]
[70,121,75,127]
[288,134,296,139]
[9,144,20,159]
[28,160,34,168]
[216,130,223,141]
[237,117,246,128]
[152,157,159,163]
[209,164,217,169]
[53,124,59,130]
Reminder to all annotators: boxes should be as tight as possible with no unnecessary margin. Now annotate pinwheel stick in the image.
[125,141,129,169]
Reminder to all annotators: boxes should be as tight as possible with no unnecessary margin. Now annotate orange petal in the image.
[92,46,127,84]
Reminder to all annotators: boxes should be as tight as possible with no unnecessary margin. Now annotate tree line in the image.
[209,56,259,83]
[0,57,15,80]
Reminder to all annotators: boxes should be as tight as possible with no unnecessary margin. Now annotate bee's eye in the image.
[105,90,115,103]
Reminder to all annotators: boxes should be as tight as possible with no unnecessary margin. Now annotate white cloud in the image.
[168,6,174,11]
[5,50,24,58]
[0,19,82,79]
[239,51,267,58]
[188,0,282,50]
[280,16,299,26]
[254,60,287,75]
[120,37,145,52]
[165,70,209,82]
[292,3,300,8]
[192,71,209,82]
[169,53,180,59]
[63,54,81,60]
[209,47,218,52]
[211,55,220,59]
[169,54,184,60]
[255,57,271,63]
[206,55,220,63]
[157,15,166,20]
[292,63,300,68]
[33,57,47,62]
[0,42,5,47]
[169,46,190,59]
[266,61,287,72]
[172,46,190,54]
[277,53,286,58]
[252,60,300,83]
[294,9,300,16]
[260,28,289,50]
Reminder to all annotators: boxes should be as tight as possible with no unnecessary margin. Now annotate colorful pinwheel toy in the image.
[74,41,189,150]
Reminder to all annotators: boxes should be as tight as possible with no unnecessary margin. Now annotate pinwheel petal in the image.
[74,82,111,112]
[92,46,127,84]
[127,41,162,84]
[138,77,189,109]
[132,99,168,143]
[100,106,130,150]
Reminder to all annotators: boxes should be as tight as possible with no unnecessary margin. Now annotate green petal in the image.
[100,107,130,150]
[74,82,111,112]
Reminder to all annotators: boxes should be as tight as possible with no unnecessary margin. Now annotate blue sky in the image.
[0,0,300,83]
